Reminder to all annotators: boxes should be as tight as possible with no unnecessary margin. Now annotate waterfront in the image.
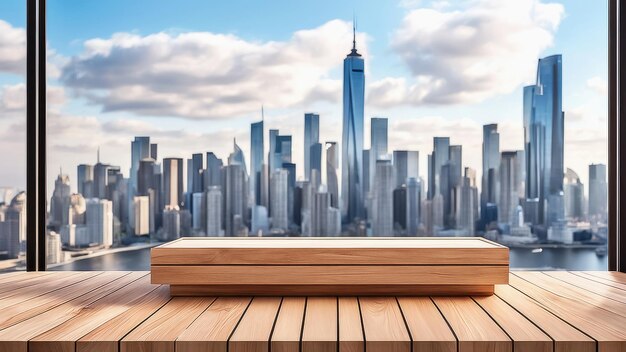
[50,245,609,271]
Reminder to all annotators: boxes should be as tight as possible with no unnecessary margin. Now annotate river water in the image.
[51,246,608,271]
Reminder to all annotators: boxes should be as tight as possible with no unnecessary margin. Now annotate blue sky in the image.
[0,0,609,195]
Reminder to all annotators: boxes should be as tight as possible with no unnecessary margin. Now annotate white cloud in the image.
[0,83,65,119]
[369,0,564,107]
[60,20,367,120]
[586,76,608,96]
[0,20,25,75]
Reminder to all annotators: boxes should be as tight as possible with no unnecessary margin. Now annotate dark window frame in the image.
[24,0,625,272]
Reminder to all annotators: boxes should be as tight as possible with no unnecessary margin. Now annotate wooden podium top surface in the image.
[152,237,509,265]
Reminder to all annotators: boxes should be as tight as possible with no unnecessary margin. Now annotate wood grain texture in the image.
[0,272,143,352]
[397,297,456,352]
[77,285,171,352]
[472,294,552,352]
[509,274,626,351]
[515,272,626,317]
[583,271,626,284]
[494,284,595,352]
[0,271,98,309]
[544,271,626,303]
[29,274,156,352]
[0,271,121,330]
[338,297,364,352]
[152,237,507,265]
[229,297,282,352]
[153,265,508,285]
[432,297,512,352]
[573,271,626,291]
[121,296,215,352]
[270,297,306,352]
[0,271,60,296]
[359,297,411,352]
[0,271,40,284]
[0,271,622,351]
[302,297,337,352]
[175,297,251,352]
[169,284,495,296]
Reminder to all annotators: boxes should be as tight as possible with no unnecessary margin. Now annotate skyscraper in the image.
[341,24,365,223]
[564,168,584,220]
[127,137,151,234]
[304,113,320,180]
[369,117,388,195]
[270,168,289,231]
[310,143,322,181]
[524,55,565,225]
[499,151,521,226]
[588,163,607,221]
[133,196,150,236]
[455,168,478,235]
[163,158,184,209]
[432,137,450,199]
[372,159,394,236]
[190,192,205,233]
[482,124,500,212]
[223,142,248,236]
[49,171,71,231]
[204,152,223,189]
[189,153,204,194]
[86,199,113,247]
[393,151,419,189]
[77,164,93,197]
[326,142,339,209]
[250,119,264,205]
[406,177,420,236]
[206,186,223,236]
[311,186,331,236]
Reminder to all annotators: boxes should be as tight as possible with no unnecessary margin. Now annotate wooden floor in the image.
[0,271,624,352]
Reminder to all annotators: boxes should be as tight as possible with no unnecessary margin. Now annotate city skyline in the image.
[0,0,609,198]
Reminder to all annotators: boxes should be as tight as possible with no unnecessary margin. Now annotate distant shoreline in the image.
[48,242,163,270]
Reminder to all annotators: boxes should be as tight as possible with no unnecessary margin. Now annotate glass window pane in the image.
[0,0,26,271]
[46,0,608,271]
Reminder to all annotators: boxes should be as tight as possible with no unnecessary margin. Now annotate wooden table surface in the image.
[0,271,624,352]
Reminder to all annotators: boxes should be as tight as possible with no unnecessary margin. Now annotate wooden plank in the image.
[77,285,171,352]
[397,297,456,352]
[175,297,251,352]
[0,272,144,352]
[170,284,494,296]
[432,297,511,352]
[0,271,35,284]
[338,297,364,352]
[152,237,507,265]
[472,295,552,352]
[359,297,410,352]
[0,271,122,330]
[229,297,282,352]
[515,272,626,317]
[584,271,626,284]
[509,274,626,351]
[153,265,508,285]
[121,296,215,352]
[0,272,57,295]
[302,297,337,352]
[494,284,595,352]
[0,271,96,305]
[29,274,157,352]
[573,271,626,291]
[270,297,306,352]
[544,271,626,304]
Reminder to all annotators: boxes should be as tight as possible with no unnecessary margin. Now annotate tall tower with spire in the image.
[341,18,365,224]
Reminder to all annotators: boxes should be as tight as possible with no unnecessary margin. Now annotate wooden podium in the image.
[151,237,509,296]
